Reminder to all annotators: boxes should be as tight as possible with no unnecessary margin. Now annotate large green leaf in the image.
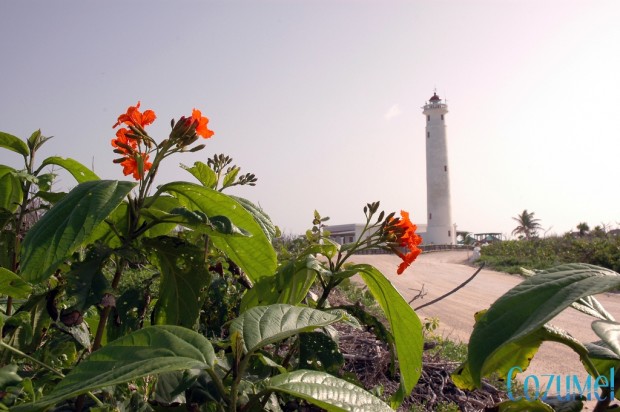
[240,254,320,311]
[20,180,135,282]
[453,324,591,390]
[351,263,423,399]
[0,267,32,298]
[0,131,29,156]
[145,236,211,328]
[13,325,216,411]
[160,182,276,282]
[229,304,344,354]
[265,370,393,412]
[231,195,278,242]
[39,156,99,183]
[468,264,620,385]
[64,247,112,313]
[0,166,23,215]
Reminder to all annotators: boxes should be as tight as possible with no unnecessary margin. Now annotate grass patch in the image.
[427,335,468,363]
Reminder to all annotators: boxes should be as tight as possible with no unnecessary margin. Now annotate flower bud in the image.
[189,144,206,152]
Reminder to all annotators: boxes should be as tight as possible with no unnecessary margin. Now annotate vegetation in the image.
[511,209,543,240]
[0,103,428,411]
[478,234,620,274]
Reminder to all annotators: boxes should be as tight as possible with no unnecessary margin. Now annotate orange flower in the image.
[120,153,152,180]
[191,108,214,139]
[111,127,137,153]
[387,210,423,275]
[113,101,156,129]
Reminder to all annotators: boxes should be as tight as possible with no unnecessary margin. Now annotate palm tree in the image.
[512,210,542,240]
[576,222,590,237]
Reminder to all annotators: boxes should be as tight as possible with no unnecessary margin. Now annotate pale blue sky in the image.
[1,1,619,238]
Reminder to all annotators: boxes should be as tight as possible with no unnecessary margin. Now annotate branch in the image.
[414,263,485,311]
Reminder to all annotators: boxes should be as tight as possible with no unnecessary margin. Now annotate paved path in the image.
[349,251,620,407]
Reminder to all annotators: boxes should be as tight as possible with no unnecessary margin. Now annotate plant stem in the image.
[0,341,62,377]
[92,260,124,351]
[229,354,252,412]
[0,341,103,407]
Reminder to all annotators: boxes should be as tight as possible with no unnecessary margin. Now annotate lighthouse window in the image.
[441,114,444,120]
[427,115,430,121]
[444,165,447,172]
[427,131,430,138]
[429,213,432,220]
[448,230,451,237]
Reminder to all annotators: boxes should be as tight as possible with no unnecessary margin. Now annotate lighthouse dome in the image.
[429,93,441,101]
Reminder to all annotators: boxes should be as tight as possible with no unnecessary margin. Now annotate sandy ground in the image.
[348,251,620,409]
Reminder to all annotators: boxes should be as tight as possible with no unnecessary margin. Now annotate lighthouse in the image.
[423,92,455,245]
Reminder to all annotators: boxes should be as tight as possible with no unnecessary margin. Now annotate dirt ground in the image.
[349,251,620,410]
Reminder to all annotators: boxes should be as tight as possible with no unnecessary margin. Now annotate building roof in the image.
[429,92,441,101]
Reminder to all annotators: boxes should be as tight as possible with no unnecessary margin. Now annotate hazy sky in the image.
[1,1,619,238]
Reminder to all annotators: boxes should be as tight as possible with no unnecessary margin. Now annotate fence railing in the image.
[354,244,474,255]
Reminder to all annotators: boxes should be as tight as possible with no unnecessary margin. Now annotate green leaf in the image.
[231,196,278,242]
[300,332,344,374]
[585,341,620,400]
[181,161,218,189]
[14,325,216,411]
[0,165,23,214]
[105,286,152,343]
[40,156,99,183]
[572,295,615,321]
[229,304,344,354]
[302,240,340,260]
[240,254,319,311]
[64,247,112,313]
[496,398,554,412]
[160,182,276,282]
[145,236,211,328]
[221,166,239,189]
[20,180,135,282]
[0,231,16,270]
[351,264,423,400]
[0,364,22,388]
[1,293,51,354]
[592,320,620,357]
[265,370,393,412]
[0,131,29,156]
[36,172,56,192]
[35,190,66,204]
[468,264,620,385]
[0,268,32,298]
[453,324,590,390]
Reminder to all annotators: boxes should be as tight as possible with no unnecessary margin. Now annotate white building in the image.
[423,92,456,245]
[326,223,428,246]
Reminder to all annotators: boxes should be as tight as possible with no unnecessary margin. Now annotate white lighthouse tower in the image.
[423,92,455,245]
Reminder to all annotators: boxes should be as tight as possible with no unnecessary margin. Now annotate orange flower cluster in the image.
[111,102,215,180]
[388,211,423,275]
[111,102,154,180]
[172,108,215,145]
